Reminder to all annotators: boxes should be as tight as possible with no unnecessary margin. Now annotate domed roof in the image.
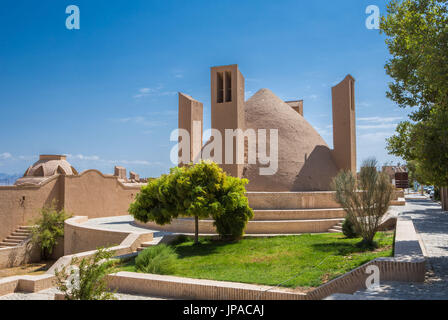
[242,89,339,191]
[23,155,77,177]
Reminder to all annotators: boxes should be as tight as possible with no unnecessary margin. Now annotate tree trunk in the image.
[194,215,199,244]
[442,187,448,212]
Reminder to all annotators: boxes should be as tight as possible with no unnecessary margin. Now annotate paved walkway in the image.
[332,197,448,300]
[82,215,172,238]
[0,287,168,300]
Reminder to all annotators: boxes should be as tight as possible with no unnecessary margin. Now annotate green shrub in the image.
[31,204,71,259]
[213,176,254,240]
[332,158,393,247]
[135,244,178,275]
[342,218,358,238]
[129,160,253,243]
[54,247,116,300]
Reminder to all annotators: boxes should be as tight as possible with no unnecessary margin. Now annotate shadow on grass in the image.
[174,238,239,259]
[310,240,382,256]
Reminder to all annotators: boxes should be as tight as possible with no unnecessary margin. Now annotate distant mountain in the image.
[0,173,22,186]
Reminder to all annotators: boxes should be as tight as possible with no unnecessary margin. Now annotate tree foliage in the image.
[31,204,70,260]
[332,158,393,247]
[54,247,116,300]
[381,0,448,186]
[129,160,254,243]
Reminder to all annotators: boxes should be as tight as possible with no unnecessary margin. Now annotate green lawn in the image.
[117,232,393,289]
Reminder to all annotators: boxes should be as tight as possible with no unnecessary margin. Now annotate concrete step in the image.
[2,239,22,244]
[328,228,343,233]
[7,235,28,240]
[390,198,406,206]
[145,217,347,234]
[246,192,342,210]
[332,225,342,231]
[18,226,33,230]
[140,242,156,248]
[5,238,24,243]
[0,242,18,247]
[12,231,30,236]
[252,208,346,220]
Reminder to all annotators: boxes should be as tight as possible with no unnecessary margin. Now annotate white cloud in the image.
[357,102,371,108]
[0,152,12,160]
[67,154,163,167]
[358,123,398,130]
[133,85,177,99]
[67,154,100,161]
[358,116,403,123]
[356,116,402,130]
[358,131,394,142]
[113,116,167,127]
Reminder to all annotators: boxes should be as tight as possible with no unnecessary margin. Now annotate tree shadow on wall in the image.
[292,145,339,191]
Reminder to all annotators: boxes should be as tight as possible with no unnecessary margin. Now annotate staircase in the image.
[328,221,343,233]
[245,192,346,234]
[136,237,163,252]
[0,226,33,248]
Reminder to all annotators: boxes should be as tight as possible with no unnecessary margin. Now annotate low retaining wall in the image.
[0,241,40,269]
[246,192,340,210]
[0,216,153,296]
[64,216,149,255]
[134,217,344,235]
[107,272,307,300]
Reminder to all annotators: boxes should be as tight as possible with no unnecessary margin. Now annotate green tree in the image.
[54,247,116,300]
[31,204,70,260]
[332,158,393,247]
[381,0,448,187]
[129,161,253,244]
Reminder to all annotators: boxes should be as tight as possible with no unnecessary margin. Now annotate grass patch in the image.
[116,232,393,289]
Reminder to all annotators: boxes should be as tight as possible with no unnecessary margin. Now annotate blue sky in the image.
[0,0,410,177]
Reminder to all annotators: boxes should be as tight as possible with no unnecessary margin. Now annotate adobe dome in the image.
[24,155,78,177]
[14,155,78,186]
[242,89,339,191]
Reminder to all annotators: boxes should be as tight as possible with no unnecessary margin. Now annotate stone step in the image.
[332,225,342,230]
[246,192,342,210]
[390,198,406,206]
[18,226,33,230]
[140,242,155,248]
[2,239,22,244]
[328,228,343,233]
[12,231,30,236]
[5,237,25,243]
[7,235,28,240]
[142,218,346,234]
[252,208,346,220]
[0,242,18,247]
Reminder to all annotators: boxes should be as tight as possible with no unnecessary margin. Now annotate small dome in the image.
[23,155,78,177]
[243,89,339,191]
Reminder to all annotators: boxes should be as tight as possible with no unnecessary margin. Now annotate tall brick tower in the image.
[331,75,357,173]
[210,64,245,177]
